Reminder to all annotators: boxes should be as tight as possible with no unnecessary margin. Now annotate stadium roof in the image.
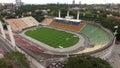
[55,17,81,22]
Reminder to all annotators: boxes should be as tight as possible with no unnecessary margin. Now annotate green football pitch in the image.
[25,27,79,48]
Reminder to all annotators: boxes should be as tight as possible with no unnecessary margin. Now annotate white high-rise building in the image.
[72,0,75,4]
[16,0,23,7]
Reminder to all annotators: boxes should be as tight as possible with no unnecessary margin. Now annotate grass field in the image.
[25,27,79,48]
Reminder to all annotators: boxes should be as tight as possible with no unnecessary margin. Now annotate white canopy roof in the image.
[55,17,82,22]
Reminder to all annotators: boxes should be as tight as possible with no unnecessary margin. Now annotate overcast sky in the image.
[0,0,120,4]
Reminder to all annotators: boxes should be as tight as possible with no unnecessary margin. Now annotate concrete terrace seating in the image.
[5,16,39,32]
[80,24,111,45]
[29,17,39,25]
[21,16,39,27]
[14,19,27,30]
[5,19,19,31]
[21,17,34,27]
[50,19,85,32]
[42,18,53,25]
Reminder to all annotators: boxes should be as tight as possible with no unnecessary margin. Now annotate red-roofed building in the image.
[115,16,120,20]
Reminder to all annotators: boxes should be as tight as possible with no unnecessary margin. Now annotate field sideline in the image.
[25,27,79,48]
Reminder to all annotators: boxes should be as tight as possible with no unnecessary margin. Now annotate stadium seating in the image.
[80,24,111,45]
[14,19,27,30]
[5,16,39,32]
[50,19,85,32]
[29,17,39,25]
[5,19,19,31]
[21,17,34,27]
[42,18,53,25]
[21,16,39,27]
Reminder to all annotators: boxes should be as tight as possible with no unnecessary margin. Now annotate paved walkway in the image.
[20,26,86,55]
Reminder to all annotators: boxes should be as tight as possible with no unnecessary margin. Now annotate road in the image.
[0,37,12,53]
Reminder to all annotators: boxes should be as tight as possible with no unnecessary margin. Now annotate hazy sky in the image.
[0,0,120,4]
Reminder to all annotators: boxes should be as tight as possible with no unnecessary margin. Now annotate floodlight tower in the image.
[58,10,61,18]
[67,7,71,17]
[67,10,70,17]
[77,11,80,20]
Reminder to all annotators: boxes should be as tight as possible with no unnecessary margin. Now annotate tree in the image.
[6,51,30,68]
[63,54,112,68]
[0,58,12,68]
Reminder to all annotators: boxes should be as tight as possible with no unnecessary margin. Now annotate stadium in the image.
[4,13,115,67]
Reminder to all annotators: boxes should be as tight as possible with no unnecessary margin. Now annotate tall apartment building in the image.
[72,0,75,4]
[16,0,23,7]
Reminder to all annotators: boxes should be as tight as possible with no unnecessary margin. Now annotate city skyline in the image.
[0,0,120,4]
